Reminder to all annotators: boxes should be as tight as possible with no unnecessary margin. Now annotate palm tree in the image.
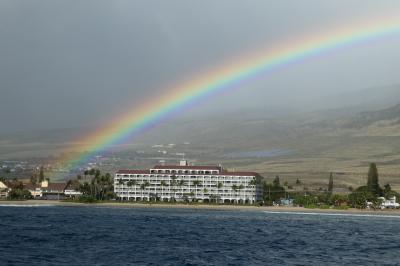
[217,182,223,203]
[84,170,89,180]
[170,175,178,201]
[249,178,257,187]
[232,184,238,203]
[192,180,202,201]
[160,180,167,201]
[143,181,150,200]
[139,182,147,201]
[126,180,137,200]
[238,184,245,204]
[203,188,208,201]
[178,179,186,200]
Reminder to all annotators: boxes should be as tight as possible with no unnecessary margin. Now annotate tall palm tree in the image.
[160,180,167,201]
[142,181,150,200]
[140,182,145,201]
[192,180,202,201]
[217,182,223,203]
[238,184,245,204]
[178,179,186,200]
[126,180,137,200]
[170,175,178,201]
[232,184,238,203]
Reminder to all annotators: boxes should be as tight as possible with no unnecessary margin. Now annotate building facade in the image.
[0,181,10,198]
[114,161,263,204]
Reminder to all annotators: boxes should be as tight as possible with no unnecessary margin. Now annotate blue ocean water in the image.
[0,206,400,265]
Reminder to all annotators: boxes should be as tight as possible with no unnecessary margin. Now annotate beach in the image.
[2,200,400,216]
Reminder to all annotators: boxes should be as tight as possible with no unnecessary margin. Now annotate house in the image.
[24,183,42,198]
[24,180,70,200]
[40,180,67,200]
[0,181,10,198]
[279,198,294,206]
[379,196,400,209]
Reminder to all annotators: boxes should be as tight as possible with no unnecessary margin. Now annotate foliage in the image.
[8,189,32,200]
[263,178,286,205]
[348,186,377,208]
[76,195,97,203]
[78,169,115,201]
[39,166,45,182]
[367,163,382,196]
[328,172,333,194]
[293,193,318,206]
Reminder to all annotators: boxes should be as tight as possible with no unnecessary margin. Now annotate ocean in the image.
[1,205,399,265]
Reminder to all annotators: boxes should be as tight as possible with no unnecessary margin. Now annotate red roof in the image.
[152,165,222,171]
[116,169,259,177]
[24,183,41,190]
[117,170,150,174]
[42,183,67,192]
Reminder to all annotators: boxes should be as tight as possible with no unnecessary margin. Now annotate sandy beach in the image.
[2,200,400,216]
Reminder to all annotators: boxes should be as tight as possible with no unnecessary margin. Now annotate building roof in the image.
[24,183,41,190]
[116,169,260,177]
[0,181,8,189]
[117,170,150,175]
[220,172,260,176]
[152,165,222,171]
[42,183,67,192]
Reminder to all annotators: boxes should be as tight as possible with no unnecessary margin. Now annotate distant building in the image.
[379,196,400,209]
[24,180,81,199]
[0,181,10,198]
[64,182,83,198]
[114,161,263,204]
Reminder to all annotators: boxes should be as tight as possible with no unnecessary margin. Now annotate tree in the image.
[192,180,202,201]
[348,186,377,209]
[139,181,150,200]
[178,179,186,199]
[8,189,32,200]
[367,163,382,196]
[328,172,334,195]
[84,170,89,180]
[170,176,178,201]
[238,184,245,203]
[30,175,37,185]
[383,183,391,196]
[160,180,167,201]
[273,176,280,187]
[78,169,114,201]
[38,166,45,182]
[263,178,286,205]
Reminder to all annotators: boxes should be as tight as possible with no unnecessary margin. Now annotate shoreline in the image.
[2,200,400,215]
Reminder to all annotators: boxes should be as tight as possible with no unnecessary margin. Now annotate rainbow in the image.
[54,17,400,177]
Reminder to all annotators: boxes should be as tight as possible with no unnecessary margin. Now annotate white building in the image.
[379,196,400,209]
[114,161,263,204]
[0,181,10,198]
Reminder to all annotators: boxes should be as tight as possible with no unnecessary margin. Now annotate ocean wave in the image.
[264,210,400,219]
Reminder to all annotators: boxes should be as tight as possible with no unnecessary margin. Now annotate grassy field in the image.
[1,104,400,191]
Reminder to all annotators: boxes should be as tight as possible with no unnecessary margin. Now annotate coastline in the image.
[2,200,400,216]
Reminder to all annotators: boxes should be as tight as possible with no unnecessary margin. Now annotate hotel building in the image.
[114,161,263,204]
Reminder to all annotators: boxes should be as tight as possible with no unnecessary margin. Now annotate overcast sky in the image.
[1,0,400,133]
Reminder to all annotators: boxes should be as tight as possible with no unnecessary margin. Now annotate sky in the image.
[1,0,400,133]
